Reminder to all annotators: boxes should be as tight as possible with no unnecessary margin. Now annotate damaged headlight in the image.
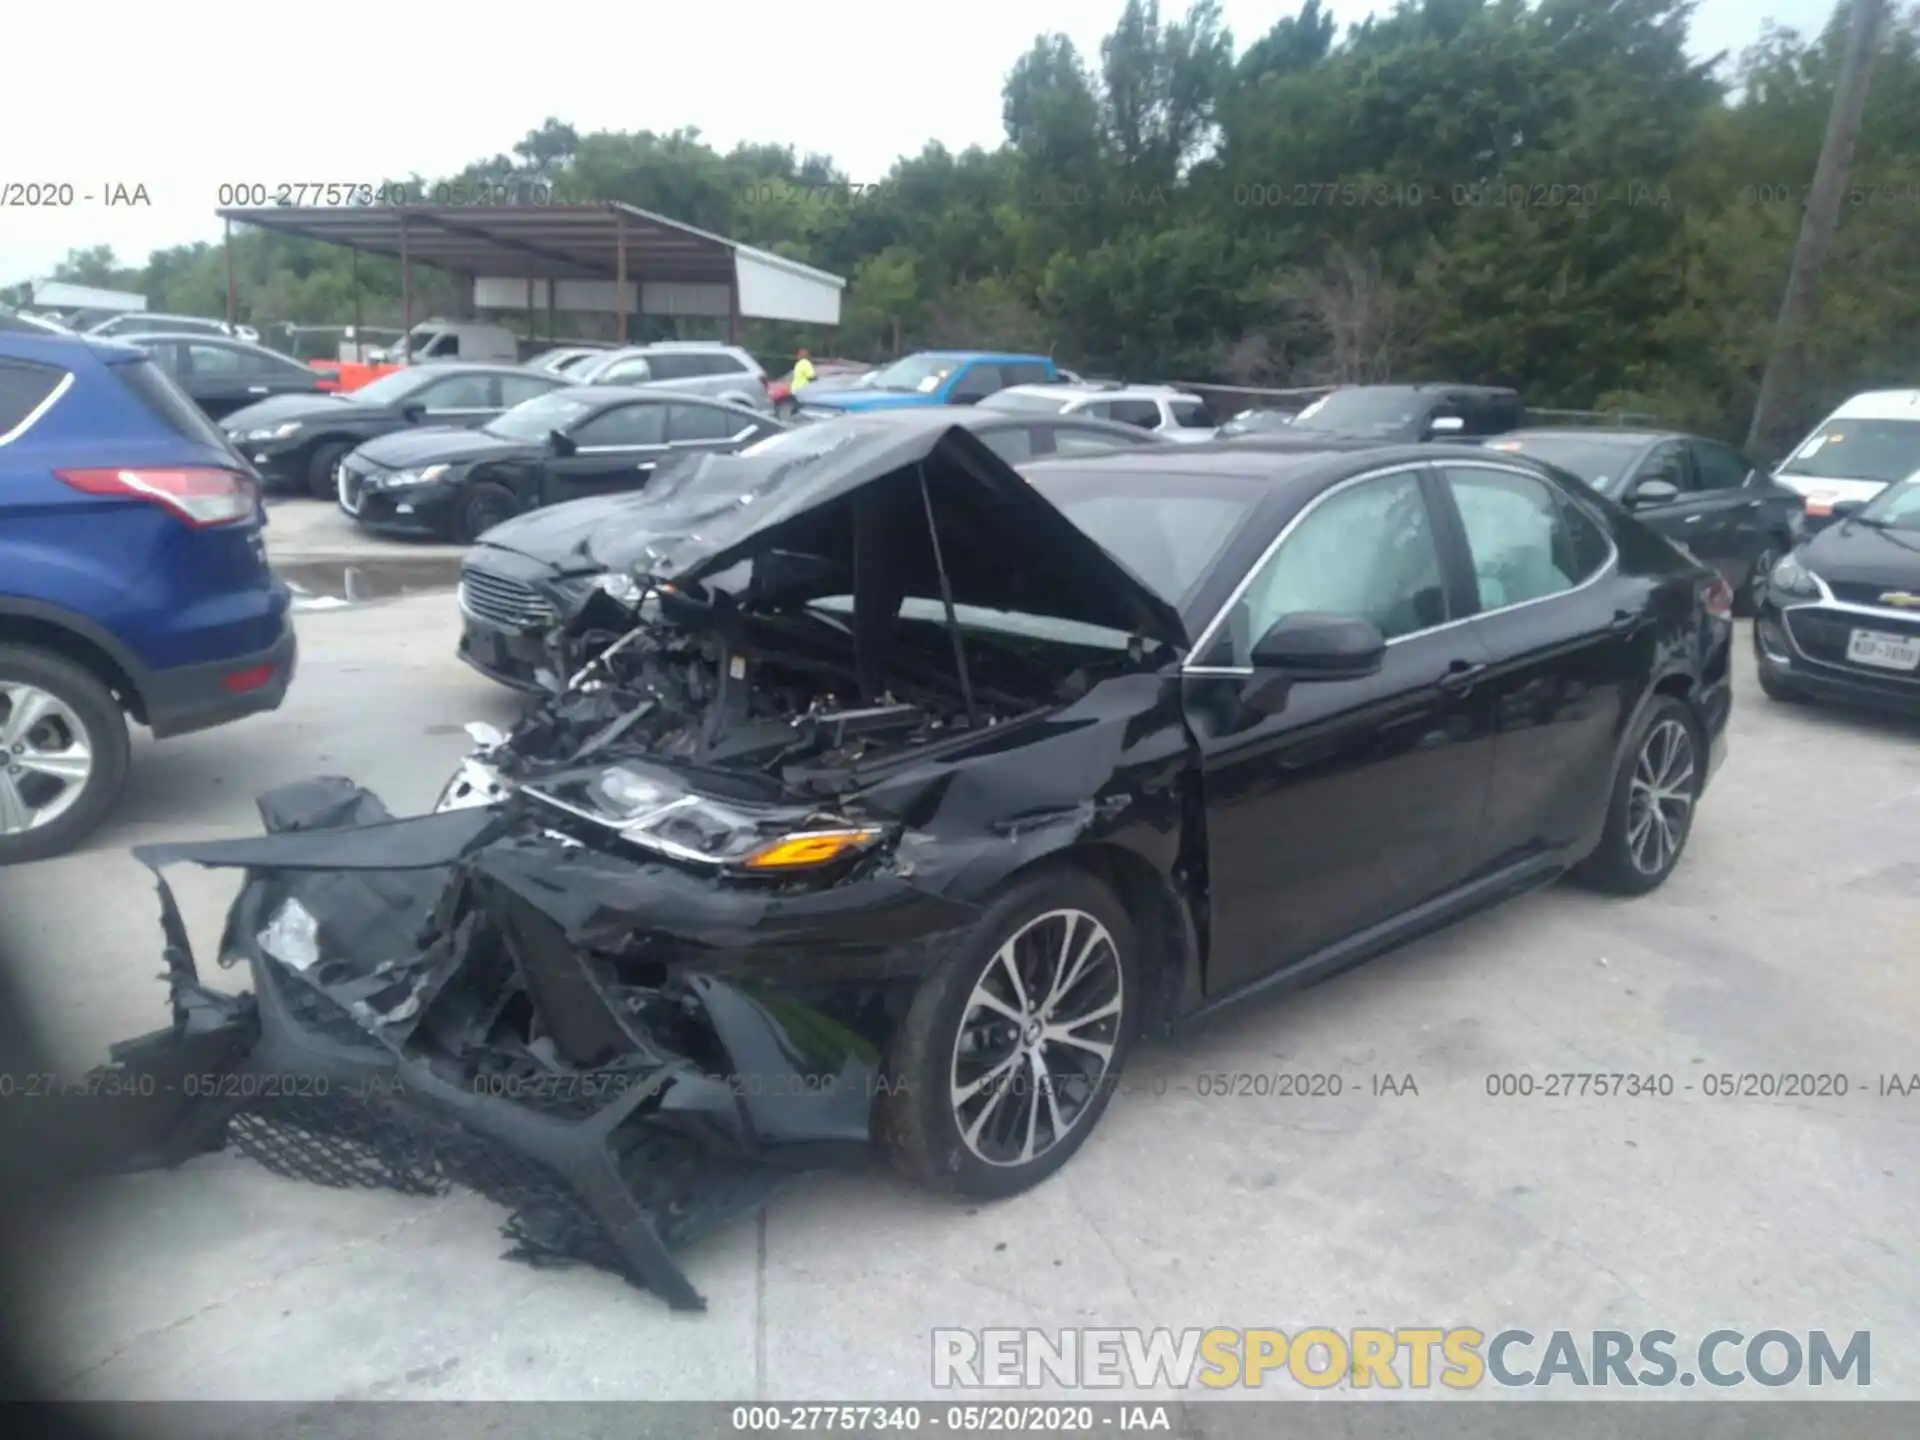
[593,572,645,607]
[526,762,887,872]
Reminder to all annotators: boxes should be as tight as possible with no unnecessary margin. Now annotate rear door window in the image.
[666,404,748,442]
[419,374,498,411]
[186,343,246,376]
[576,403,667,447]
[499,374,559,407]
[1002,361,1055,386]
[1169,398,1217,428]
[0,359,69,441]
[644,353,697,380]
[1108,399,1162,430]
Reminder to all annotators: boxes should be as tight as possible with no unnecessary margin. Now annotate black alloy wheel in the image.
[879,867,1140,1199]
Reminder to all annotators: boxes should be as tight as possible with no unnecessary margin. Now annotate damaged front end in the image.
[86,424,1196,1309]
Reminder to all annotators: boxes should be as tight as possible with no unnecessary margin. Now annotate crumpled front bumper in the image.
[84,777,942,1312]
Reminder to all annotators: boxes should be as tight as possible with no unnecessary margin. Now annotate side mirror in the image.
[1428,415,1466,436]
[1630,479,1680,508]
[1831,498,1866,519]
[400,401,426,422]
[1242,613,1386,712]
[548,429,577,457]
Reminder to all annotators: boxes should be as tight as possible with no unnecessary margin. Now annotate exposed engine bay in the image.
[74,425,1197,1311]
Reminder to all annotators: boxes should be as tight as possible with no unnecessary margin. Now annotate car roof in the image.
[546,384,754,409]
[997,383,1197,402]
[1327,382,1520,399]
[804,407,1151,438]
[1829,390,1920,421]
[399,361,543,377]
[1494,427,1676,447]
[909,350,1051,363]
[0,331,143,364]
[1023,437,1433,484]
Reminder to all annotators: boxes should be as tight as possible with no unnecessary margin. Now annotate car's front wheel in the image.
[879,867,1140,1200]
[0,646,131,865]
[1573,695,1703,896]
[306,440,353,501]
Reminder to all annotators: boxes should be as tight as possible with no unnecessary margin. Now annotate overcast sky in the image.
[2,0,1837,289]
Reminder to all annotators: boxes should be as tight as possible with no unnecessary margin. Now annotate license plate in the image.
[1847,629,1920,671]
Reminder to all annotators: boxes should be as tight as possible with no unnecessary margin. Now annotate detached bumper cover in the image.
[86,778,954,1311]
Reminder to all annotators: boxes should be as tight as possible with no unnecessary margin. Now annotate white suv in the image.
[981,383,1220,442]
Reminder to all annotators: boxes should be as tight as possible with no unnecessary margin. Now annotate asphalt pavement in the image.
[1,502,1917,1402]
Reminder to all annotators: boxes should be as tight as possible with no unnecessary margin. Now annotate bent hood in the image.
[475,491,653,569]
[354,427,534,469]
[592,421,1188,648]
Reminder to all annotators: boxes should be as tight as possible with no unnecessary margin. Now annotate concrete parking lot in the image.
[3,501,1918,1402]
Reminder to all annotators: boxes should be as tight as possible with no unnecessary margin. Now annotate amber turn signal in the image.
[740,829,883,870]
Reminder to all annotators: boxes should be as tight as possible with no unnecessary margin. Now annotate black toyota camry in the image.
[220,362,567,497]
[338,388,784,543]
[91,425,1732,1311]
[1754,475,1920,715]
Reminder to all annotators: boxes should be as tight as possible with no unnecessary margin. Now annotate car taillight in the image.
[1704,576,1734,620]
[55,467,259,527]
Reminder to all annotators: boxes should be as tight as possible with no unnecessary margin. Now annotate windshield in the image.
[979,391,1072,415]
[1483,436,1643,496]
[485,392,598,442]
[349,368,438,406]
[1778,417,1920,484]
[1855,477,1920,531]
[1029,466,1262,608]
[1290,388,1437,436]
[868,354,960,394]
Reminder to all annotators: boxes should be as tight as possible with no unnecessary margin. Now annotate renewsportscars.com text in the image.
[932,1327,1871,1390]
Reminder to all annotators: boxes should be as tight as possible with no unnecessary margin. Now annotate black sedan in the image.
[1483,430,1805,613]
[455,407,1172,690]
[102,427,1732,1309]
[220,363,568,498]
[338,388,785,543]
[1755,476,1920,715]
[112,335,327,421]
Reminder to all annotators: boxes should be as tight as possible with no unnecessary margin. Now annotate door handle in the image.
[1436,660,1486,694]
[247,385,269,394]
[1684,513,1704,524]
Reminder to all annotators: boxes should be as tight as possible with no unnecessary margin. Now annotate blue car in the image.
[791,350,1060,418]
[0,334,296,863]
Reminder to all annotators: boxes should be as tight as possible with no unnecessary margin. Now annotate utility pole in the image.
[1745,0,1888,456]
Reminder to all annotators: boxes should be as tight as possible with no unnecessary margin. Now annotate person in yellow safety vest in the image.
[792,348,816,392]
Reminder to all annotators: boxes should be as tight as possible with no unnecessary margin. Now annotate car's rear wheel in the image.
[306,440,352,501]
[0,646,131,865]
[1572,695,1703,896]
[879,867,1140,1200]
[452,481,519,543]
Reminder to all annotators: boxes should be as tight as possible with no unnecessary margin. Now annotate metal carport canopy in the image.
[213,201,845,327]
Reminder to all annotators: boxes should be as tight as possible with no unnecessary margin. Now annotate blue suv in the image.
[791,351,1060,418]
[0,334,296,863]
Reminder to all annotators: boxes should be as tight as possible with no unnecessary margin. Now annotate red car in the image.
[768,357,873,411]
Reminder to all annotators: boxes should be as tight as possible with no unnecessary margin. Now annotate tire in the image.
[305,440,353,501]
[1571,694,1704,896]
[452,481,519,543]
[878,866,1141,1200]
[0,645,132,865]
[1738,539,1787,618]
